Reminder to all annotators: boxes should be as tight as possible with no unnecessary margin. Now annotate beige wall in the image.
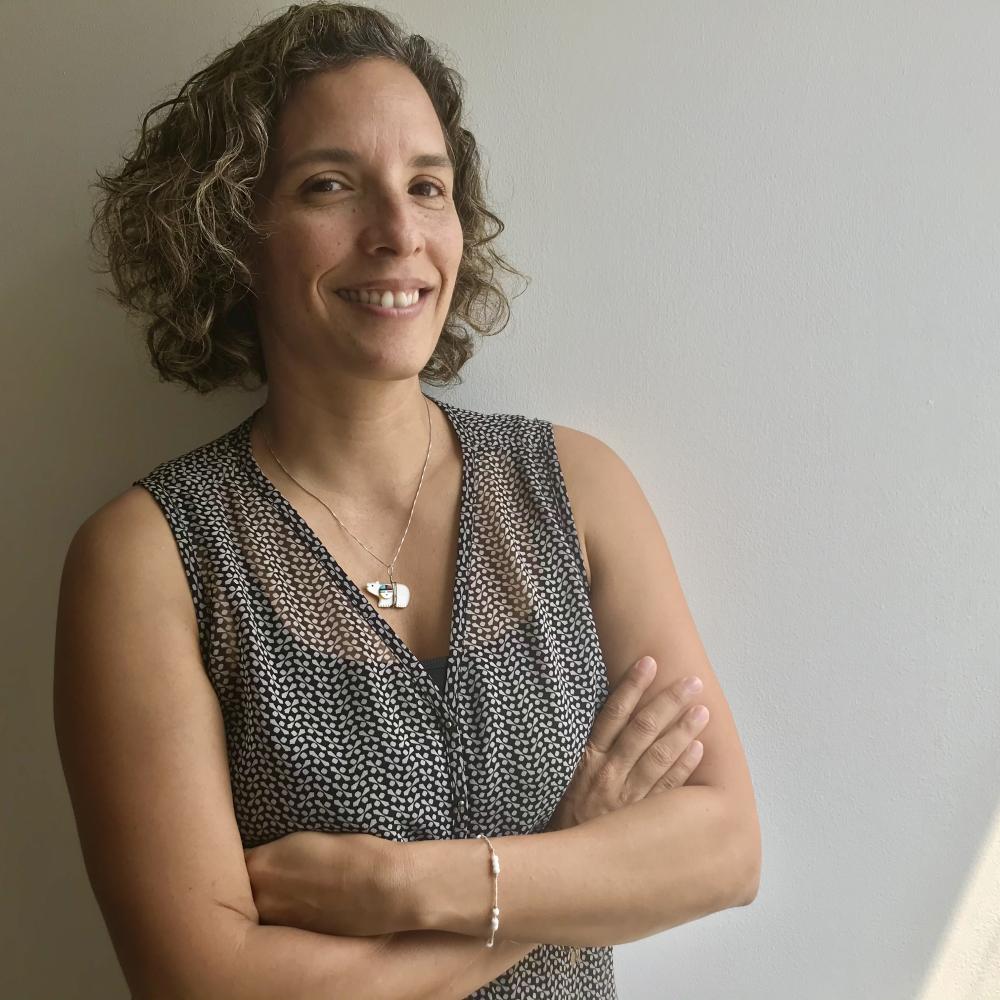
[2,1,998,997]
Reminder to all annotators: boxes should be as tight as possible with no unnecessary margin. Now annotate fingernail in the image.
[635,657,656,676]
[683,676,703,693]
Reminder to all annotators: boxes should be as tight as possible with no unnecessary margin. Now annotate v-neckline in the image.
[238,393,471,707]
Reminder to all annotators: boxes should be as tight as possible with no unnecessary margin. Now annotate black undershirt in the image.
[418,654,448,694]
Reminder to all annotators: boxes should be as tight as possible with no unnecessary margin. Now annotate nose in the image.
[358,187,424,258]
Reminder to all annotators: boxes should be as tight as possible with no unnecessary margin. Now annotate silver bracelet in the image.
[475,833,501,947]
[474,834,580,963]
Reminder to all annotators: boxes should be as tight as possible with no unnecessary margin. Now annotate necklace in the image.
[257,394,433,610]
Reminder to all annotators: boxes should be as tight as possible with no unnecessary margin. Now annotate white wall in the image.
[2,2,997,997]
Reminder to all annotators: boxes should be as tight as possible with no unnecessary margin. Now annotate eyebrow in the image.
[281,146,453,176]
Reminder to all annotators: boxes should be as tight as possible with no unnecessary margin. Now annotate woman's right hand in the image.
[545,657,708,832]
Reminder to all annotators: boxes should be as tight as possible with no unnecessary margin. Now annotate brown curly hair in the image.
[88,2,528,394]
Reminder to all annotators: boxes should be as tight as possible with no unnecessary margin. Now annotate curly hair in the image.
[88,2,528,393]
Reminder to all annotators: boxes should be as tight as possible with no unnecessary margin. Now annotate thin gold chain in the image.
[257,395,433,586]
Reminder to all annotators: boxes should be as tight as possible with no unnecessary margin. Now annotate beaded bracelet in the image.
[475,833,501,947]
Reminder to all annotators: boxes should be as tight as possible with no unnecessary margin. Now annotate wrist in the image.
[401,837,490,936]
[376,839,423,934]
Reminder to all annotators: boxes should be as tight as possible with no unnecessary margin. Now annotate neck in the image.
[251,381,437,508]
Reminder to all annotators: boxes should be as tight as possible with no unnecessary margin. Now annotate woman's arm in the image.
[308,427,762,947]
[241,925,539,1000]
[402,784,751,946]
[52,489,537,1000]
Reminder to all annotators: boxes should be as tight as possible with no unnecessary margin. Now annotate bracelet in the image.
[474,834,580,964]
[475,833,501,947]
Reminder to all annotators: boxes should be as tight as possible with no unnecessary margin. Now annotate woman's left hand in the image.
[243,830,407,937]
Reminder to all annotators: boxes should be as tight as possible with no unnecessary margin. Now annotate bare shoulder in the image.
[53,485,257,995]
[71,484,181,560]
[59,485,203,654]
[550,423,630,587]
[70,484,196,606]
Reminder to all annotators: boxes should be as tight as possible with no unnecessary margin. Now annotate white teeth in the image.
[338,288,420,308]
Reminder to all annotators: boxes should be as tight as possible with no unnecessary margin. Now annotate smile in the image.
[335,287,431,317]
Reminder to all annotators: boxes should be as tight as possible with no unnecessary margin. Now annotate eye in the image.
[413,180,447,198]
[305,177,447,197]
[307,177,345,194]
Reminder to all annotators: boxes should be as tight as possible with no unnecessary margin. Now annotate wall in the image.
[1,1,997,997]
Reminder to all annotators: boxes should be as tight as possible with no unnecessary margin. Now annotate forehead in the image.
[272,58,444,155]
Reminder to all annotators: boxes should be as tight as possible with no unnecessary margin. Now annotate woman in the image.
[54,4,760,998]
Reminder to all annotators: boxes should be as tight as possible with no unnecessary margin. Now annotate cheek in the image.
[440,214,465,271]
[258,220,350,289]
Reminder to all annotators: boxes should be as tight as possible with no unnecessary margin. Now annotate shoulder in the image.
[65,414,239,628]
[545,422,641,590]
[70,485,177,559]
[63,486,198,622]
[449,402,633,503]
[549,422,636,548]
[126,412,251,504]
[448,401,639,551]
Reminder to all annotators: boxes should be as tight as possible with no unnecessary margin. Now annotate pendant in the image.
[365,580,410,609]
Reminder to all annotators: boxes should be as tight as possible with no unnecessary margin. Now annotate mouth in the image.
[334,287,433,318]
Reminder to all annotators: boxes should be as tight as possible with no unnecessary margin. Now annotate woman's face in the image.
[249,58,465,387]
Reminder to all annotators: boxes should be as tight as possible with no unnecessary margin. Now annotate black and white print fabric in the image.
[134,396,618,998]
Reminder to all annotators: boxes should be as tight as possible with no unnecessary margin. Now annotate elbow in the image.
[733,826,762,907]
[130,971,241,1000]
[723,803,761,908]
[735,862,761,906]
[128,970,232,1000]
[127,916,256,1000]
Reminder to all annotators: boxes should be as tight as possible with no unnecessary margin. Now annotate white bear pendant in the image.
[366,580,410,609]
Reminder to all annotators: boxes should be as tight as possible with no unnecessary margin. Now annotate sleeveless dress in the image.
[133,395,618,999]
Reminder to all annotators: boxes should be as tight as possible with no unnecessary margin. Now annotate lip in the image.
[335,287,432,319]
[336,279,433,292]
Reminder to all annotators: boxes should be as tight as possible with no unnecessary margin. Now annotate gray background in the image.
[2,1,997,998]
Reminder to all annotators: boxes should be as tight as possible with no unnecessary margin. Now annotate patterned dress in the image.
[133,395,618,998]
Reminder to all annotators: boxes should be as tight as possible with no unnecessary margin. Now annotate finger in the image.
[585,657,659,755]
[646,739,705,796]
[605,677,706,775]
[628,705,709,798]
